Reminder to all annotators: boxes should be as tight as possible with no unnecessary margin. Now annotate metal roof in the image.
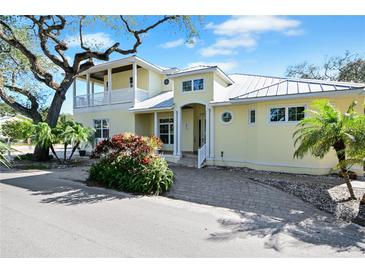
[214,74,365,103]
[130,91,173,112]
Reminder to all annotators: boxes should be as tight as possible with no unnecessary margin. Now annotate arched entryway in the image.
[173,102,213,168]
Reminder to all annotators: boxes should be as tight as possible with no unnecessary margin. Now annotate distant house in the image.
[73,55,365,175]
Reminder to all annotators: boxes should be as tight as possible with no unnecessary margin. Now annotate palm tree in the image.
[293,99,365,200]
[61,123,93,161]
[0,141,12,167]
[32,122,62,163]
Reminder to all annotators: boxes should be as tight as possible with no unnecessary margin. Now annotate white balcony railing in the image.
[74,88,149,108]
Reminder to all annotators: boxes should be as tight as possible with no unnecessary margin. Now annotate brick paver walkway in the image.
[166,165,326,220]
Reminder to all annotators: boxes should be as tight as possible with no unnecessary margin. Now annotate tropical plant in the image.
[89,133,173,195]
[293,99,365,199]
[0,141,13,167]
[32,122,61,163]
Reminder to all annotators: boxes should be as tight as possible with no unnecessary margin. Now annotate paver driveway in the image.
[1,166,364,257]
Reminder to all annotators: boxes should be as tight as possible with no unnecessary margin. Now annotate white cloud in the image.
[206,16,301,36]
[160,37,199,49]
[201,16,303,57]
[187,61,238,73]
[200,47,237,58]
[65,32,114,49]
[160,38,185,49]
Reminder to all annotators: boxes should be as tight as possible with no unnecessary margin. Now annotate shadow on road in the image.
[0,171,137,206]
[209,210,365,254]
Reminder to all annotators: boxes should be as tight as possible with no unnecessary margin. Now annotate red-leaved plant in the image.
[91,132,163,165]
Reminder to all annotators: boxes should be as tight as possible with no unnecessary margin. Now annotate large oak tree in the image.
[0,15,197,160]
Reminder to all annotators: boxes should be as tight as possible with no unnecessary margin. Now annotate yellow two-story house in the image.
[73,55,365,175]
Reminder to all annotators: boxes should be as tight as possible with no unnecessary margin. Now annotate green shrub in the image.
[89,133,174,195]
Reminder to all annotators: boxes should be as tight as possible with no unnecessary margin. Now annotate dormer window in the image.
[182,78,204,92]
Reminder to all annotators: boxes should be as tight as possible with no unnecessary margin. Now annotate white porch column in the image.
[173,109,178,156]
[86,73,90,107]
[73,79,76,108]
[210,106,215,159]
[177,107,182,157]
[107,68,112,104]
[91,81,95,106]
[132,61,137,104]
[154,112,158,137]
[205,105,210,159]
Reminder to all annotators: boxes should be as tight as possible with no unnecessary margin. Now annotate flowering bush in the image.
[89,133,173,195]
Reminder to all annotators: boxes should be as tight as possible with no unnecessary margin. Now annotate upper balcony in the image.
[73,56,170,109]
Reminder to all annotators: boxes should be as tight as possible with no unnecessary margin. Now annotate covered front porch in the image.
[73,57,155,109]
[132,102,214,168]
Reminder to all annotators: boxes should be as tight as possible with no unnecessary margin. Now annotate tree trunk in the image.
[33,145,50,161]
[33,88,67,161]
[68,142,80,161]
[64,143,67,161]
[333,140,356,200]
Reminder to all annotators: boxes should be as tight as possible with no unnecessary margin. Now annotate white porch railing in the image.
[197,143,207,168]
[74,88,149,108]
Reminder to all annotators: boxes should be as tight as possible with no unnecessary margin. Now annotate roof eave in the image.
[167,67,234,85]
[210,88,365,106]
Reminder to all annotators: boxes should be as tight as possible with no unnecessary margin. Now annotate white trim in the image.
[153,112,158,137]
[93,118,110,139]
[74,102,132,113]
[129,107,174,113]
[267,104,307,124]
[222,89,365,105]
[177,107,182,156]
[220,110,234,124]
[167,66,234,85]
[181,78,205,93]
[79,55,164,76]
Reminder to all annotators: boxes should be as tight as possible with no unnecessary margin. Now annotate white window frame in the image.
[220,111,234,125]
[267,104,307,124]
[93,118,110,139]
[159,117,174,145]
[248,109,256,125]
[181,78,205,93]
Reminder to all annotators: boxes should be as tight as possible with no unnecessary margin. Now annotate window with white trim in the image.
[94,119,109,139]
[182,78,204,92]
[159,118,174,145]
[270,107,286,122]
[221,111,233,123]
[269,106,305,123]
[288,106,305,121]
[249,109,256,124]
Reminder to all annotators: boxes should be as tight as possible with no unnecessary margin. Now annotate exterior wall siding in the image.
[211,95,364,175]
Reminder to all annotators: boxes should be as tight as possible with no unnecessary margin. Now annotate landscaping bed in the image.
[207,165,365,226]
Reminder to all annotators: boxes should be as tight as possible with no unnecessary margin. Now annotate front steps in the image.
[176,153,205,168]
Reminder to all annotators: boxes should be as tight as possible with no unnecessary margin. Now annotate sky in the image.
[61,15,365,114]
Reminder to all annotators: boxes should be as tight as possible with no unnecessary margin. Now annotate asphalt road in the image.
[1,168,364,257]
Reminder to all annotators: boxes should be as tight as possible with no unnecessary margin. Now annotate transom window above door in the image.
[182,79,204,92]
